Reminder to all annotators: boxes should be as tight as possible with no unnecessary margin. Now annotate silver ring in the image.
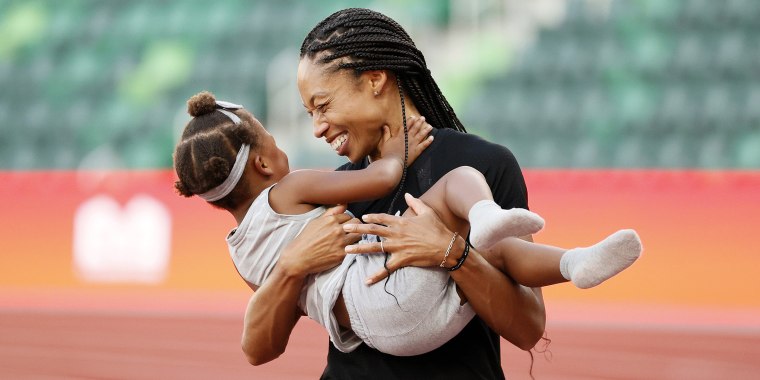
[380,239,385,253]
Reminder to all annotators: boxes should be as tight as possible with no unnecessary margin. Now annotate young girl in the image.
[173,91,641,356]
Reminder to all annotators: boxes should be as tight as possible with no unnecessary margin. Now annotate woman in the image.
[242,8,546,378]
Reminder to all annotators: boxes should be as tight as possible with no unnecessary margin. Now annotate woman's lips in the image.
[330,133,348,155]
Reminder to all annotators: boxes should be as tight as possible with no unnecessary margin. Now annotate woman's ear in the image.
[366,70,389,96]
[253,155,274,176]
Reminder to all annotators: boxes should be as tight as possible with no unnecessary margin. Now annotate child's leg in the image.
[483,230,642,288]
[481,238,567,287]
[410,166,544,250]
[410,166,642,289]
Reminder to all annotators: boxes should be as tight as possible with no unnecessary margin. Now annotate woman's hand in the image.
[342,193,454,284]
[343,195,546,349]
[278,205,362,278]
[376,116,434,168]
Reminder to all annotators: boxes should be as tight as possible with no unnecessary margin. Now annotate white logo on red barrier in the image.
[72,194,172,284]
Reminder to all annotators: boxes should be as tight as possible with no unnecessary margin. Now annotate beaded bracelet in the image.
[439,232,459,268]
[448,238,470,272]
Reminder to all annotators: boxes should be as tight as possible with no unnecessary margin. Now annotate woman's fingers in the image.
[343,221,388,237]
[366,267,390,285]
[345,240,383,254]
[344,231,362,245]
[360,212,402,226]
[365,256,404,285]
[404,193,434,216]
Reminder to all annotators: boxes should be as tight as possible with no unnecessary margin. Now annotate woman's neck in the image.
[368,99,421,163]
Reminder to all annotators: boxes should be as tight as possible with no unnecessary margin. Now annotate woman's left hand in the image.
[342,193,457,284]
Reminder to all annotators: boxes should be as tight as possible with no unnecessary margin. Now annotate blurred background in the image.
[1,0,759,379]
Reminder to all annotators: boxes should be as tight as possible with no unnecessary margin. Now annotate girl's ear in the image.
[253,155,273,176]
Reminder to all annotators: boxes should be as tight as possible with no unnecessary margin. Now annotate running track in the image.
[2,291,758,379]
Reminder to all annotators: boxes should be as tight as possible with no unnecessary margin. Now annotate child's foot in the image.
[559,229,642,289]
[468,200,545,249]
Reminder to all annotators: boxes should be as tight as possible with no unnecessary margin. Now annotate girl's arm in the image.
[272,117,433,210]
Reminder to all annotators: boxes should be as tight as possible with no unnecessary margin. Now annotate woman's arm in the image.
[241,264,305,366]
[445,235,546,349]
[271,117,433,210]
[241,206,361,365]
[343,194,546,349]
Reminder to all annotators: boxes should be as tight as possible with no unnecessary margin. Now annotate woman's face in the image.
[297,57,387,163]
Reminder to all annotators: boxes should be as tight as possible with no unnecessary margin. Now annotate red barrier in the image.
[1,170,758,309]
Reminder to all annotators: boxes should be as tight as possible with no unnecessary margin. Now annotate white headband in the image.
[198,100,249,202]
[198,143,250,202]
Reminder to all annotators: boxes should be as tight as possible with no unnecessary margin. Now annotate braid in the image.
[301,8,467,133]
[379,80,409,307]
[386,79,408,215]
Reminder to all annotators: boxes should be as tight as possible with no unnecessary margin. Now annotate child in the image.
[173,91,642,356]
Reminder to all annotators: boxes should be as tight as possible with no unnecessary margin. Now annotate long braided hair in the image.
[300,8,467,134]
[301,8,469,303]
[301,8,468,214]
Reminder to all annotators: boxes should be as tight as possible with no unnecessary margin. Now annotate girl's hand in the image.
[376,116,434,168]
[278,205,362,277]
[341,193,459,284]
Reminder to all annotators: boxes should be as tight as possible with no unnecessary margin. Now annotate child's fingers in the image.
[324,204,347,216]
[417,135,434,151]
[382,124,392,142]
[407,116,424,134]
[414,119,433,141]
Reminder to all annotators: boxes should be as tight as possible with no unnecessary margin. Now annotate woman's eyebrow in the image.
[308,91,328,106]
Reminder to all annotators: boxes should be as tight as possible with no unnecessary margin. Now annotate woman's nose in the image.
[312,114,328,138]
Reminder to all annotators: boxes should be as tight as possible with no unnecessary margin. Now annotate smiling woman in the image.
[243,8,551,379]
[298,63,394,163]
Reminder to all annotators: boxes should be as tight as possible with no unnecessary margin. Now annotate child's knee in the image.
[450,166,483,181]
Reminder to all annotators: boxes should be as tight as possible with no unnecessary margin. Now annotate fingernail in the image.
[345,245,356,253]
[365,278,373,285]
[361,215,368,221]
[420,116,425,121]
[343,225,354,232]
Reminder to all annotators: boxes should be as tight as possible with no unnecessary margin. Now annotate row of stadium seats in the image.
[0,0,758,169]
[460,0,760,168]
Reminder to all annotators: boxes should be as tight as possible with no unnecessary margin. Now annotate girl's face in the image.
[251,118,290,181]
[297,57,388,163]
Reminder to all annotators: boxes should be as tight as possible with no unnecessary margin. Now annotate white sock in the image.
[559,229,642,289]
[468,200,545,250]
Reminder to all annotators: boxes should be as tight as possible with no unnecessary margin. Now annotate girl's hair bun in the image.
[187,91,217,117]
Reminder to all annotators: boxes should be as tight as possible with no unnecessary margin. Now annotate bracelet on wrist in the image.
[439,232,459,268]
[448,237,470,272]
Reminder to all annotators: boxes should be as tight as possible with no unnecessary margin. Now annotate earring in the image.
[374,91,379,96]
